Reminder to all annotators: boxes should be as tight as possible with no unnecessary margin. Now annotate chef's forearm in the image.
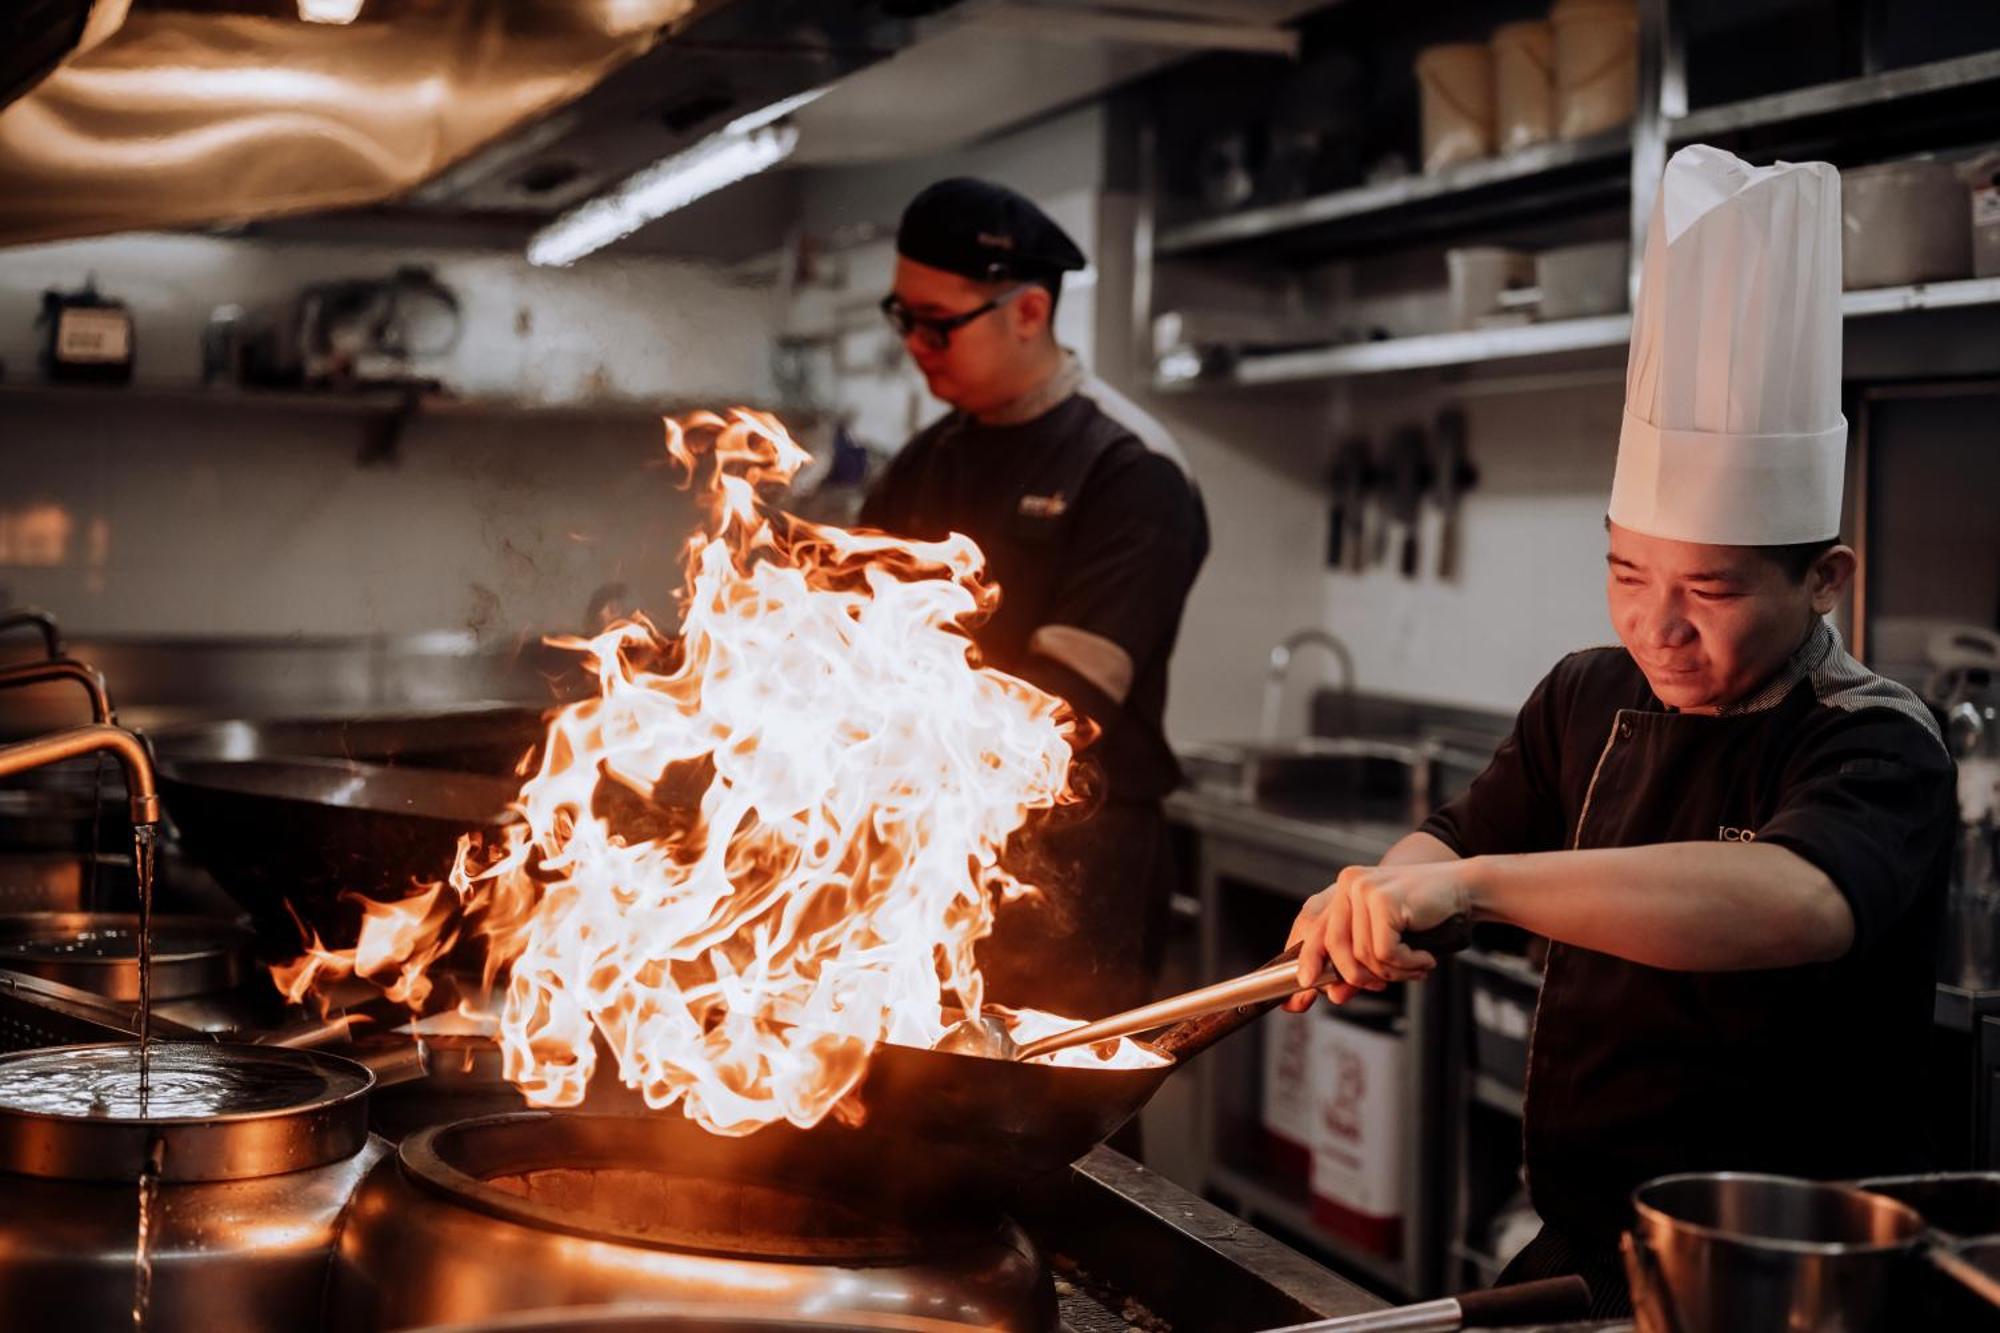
[1463,843,1856,970]
[1380,830,1461,866]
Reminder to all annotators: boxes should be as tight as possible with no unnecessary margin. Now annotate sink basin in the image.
[1177,736,1439,822]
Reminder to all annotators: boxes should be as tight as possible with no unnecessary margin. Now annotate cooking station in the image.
[0,588,1609,1333]
[0,888,1424,1333]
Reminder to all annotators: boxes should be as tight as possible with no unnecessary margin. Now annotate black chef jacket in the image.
[1421,620,1955,1250]
[857,370,1208,1016]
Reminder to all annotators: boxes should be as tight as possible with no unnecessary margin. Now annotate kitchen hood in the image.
[0,0,903,248]
[0,0,1310,256]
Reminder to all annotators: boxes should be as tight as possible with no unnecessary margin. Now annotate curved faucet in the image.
[0,724,159,826]
[0,658,114,725]
[0,609,62,661]
[1262,628,1355,742]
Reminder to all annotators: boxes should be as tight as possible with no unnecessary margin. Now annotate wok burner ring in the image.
[399,1112,1011,1263]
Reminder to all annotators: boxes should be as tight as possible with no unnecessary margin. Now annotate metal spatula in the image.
[940,914,1472,1063]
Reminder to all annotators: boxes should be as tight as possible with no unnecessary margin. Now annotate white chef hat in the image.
[1609,144,1845,546]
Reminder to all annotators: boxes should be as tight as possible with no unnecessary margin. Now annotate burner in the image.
[329,1111,1058,1333]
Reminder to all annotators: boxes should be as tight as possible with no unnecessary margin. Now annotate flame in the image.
[278,409,1161,1135]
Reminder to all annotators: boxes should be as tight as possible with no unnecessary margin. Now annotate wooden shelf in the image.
[1208,1163,1410,1299]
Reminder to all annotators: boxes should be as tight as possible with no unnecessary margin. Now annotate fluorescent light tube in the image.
[527,122,799,268]
[298,0,365,23]
[723,87,829,136]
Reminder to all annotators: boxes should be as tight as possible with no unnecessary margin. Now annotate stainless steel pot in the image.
[1625,1172,1931,1332]
[0,911,250,1002]
[0,1041,383,1332]
[328,1112,1057,1333]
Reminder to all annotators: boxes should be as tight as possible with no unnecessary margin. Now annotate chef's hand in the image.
[1283,860,1474,1011]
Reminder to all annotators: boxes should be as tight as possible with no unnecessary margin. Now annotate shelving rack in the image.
[1139,6,2000,394]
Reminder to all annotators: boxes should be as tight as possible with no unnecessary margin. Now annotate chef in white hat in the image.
[1282,145,1956,1315]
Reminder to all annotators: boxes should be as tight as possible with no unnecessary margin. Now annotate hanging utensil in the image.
[1430,408,1478,582]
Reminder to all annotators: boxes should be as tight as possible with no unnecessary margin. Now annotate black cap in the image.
[895,177,1087,284]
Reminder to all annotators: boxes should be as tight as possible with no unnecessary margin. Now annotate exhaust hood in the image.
[0,0,893,248]
[0,0,1311,256]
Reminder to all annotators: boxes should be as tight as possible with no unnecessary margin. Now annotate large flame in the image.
[277,409,1161,1135]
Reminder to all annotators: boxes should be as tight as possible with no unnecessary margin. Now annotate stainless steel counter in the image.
[1166,788,1406,875]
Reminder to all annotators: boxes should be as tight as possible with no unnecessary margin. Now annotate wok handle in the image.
[1454,1275,1592,1326]
[1254,1276,1589,1332]
[1152,915,1471,1063]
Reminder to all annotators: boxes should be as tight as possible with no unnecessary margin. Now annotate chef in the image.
[860,178,1209,1020]
[1283,146,1956,1314]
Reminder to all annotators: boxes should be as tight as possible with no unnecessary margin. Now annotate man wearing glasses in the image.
[859,177,1209,1020]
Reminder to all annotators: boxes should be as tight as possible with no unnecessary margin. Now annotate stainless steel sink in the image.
[1177,736,1441,822]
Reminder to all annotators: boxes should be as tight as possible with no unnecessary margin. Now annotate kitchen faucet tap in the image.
[0,723,159,826]
[1261,628,1354,742]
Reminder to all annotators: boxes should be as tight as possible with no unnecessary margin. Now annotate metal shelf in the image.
[1155,131,1630,259]
[1207,1163,1410,1298]
[1841,275,2000,318]
[1672,49,2000,143]
[1153,277,2000,390]
[0,380,739,425]
[1155,315,1633,391]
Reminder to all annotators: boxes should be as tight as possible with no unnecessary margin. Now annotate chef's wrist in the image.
[1458,855,1504,925]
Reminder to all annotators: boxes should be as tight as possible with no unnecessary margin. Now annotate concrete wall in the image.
[0,232,777,640]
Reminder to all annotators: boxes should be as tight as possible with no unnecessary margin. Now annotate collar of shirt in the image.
[1717,618,1839,717]
[973,349,1084,427]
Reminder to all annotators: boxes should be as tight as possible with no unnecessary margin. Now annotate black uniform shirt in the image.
[1420,620,1955,1241]
[858,373,1208,804]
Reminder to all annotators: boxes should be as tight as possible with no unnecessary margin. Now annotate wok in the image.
[815,928,1468,1206]
[151,703,547,775]
[158,756,518,941]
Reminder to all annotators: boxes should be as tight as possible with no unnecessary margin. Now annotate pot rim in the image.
[0,1040,373,1128]
[1631,1171,1928,1257]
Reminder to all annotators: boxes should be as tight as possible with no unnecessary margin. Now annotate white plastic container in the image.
[1492,20,1555,153]
[1447,246,1535,329]
[1551,0,1637,140]
[1962,151,2000,279]
[1536,239,1630,318]
[1415,43,1494,175]
[1307,1006,1407,1259]
[1259,1010,1316,1179]
[1842,160,1974,290]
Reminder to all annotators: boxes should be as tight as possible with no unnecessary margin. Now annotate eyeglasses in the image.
[880,285,1032,352]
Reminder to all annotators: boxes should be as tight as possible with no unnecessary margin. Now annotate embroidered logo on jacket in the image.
[1717,825,1758,843]
[1018,494,1067,518]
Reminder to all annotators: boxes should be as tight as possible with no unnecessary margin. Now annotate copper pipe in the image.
[0,610,61,660]
[0,658,114,724]
[0,724,158,826]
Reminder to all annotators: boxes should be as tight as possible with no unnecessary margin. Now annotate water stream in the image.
[132,824,155,1112]
[132,1136,164,1332]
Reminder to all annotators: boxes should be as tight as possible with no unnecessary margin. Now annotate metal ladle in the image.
[940,916,1472,1063]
